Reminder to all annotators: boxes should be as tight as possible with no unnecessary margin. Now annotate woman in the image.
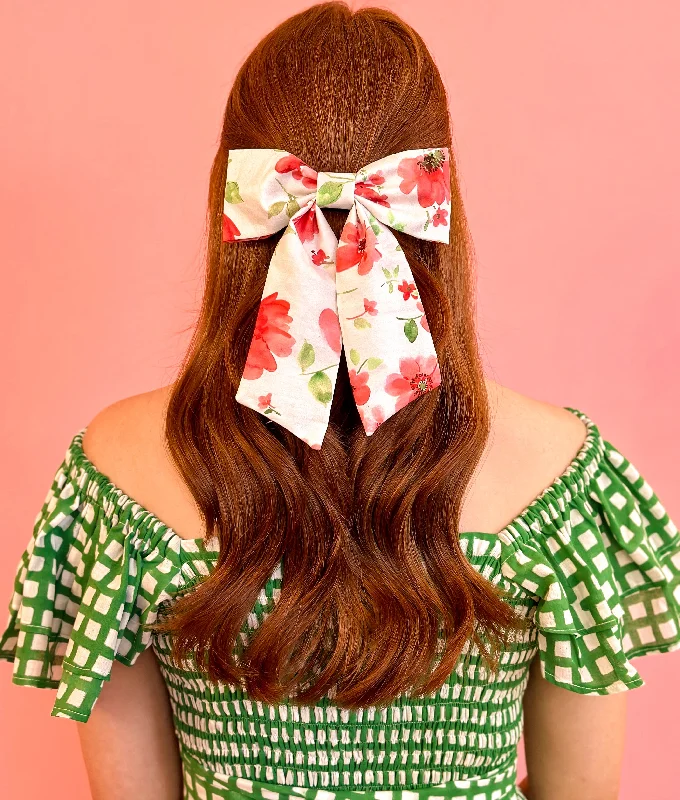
[1,3,678,799]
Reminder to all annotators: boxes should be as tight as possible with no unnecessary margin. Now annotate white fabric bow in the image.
[223,147,451,449]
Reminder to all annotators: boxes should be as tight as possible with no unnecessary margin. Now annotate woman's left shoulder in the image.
[80,385,206,539]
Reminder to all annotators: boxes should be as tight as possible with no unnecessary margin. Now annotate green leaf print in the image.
[382,267,392,280]
[353,318,371,329]
[268,200,286,218]
[349,348,360,367]
[316,181,344,207]
[423,210,431,232]
[393,265,399,275]
[368,214,380,236]
[298,341,316,371]
[388,283,394,293]
[286,197,300,217]
[366,357,383,370]
[404,319,418,343]
[225,181,243,203]
[387,210,405,232]
[308,371,333,404]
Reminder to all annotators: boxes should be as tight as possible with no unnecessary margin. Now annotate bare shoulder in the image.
[460,379,590,534]
[81,385,205,539]
[486,378,590,461]
[82,386,172,477]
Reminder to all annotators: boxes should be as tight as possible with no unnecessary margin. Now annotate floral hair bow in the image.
[223,147,450,449]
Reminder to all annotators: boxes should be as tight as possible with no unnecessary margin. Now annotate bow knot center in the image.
[315,171,356,210]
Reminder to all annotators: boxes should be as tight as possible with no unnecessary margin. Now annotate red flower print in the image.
[293,205,319,243]
[396,149,450,208]
[336,218,382,275]
[432,207,448,227]
[363,298,378,316]
[358,404,386,434]
[354,183,390,207]
[311,248,327,266]
[275,155,318,190]
[349,369,370,406]
[243,292,296,380]
[257,392,281,415]
[398,280,417,301]
[319,308,342,355]
[222,213,240,241]
[385,356,441,411]
[355,170,389,205]
[416,301,430,332]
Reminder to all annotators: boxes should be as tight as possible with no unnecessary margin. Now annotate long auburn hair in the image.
[154,1,529,708]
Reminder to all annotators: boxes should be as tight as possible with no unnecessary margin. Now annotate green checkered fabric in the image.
[1,407,679,800]
[499,428,680,694]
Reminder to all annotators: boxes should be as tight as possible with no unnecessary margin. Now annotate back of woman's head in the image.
[157,1,529,708]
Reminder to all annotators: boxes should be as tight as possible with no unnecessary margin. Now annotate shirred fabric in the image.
[0,455,186,720]
[499,432,680,694]
[1,407,679,799]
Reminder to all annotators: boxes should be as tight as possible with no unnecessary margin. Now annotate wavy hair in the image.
[153,1,530,708]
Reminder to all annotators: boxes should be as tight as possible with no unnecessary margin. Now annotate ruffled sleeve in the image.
[0,431,184,721]
[500,418,680,695]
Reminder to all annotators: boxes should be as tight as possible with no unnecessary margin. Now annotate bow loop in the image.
[223,149,317,241]
[223,147,450,448]
[351,148,451,244]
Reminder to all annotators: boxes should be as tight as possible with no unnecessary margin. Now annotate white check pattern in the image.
[1,407,679,798]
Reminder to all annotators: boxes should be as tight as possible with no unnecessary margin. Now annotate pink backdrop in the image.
[1,2,678,797]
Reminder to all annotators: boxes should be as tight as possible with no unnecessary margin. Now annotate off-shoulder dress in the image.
[2,407,679,800]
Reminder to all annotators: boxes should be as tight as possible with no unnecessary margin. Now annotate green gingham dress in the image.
[2,407,680,800]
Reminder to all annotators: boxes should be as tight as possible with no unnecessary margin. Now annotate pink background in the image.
[1,1,678,797]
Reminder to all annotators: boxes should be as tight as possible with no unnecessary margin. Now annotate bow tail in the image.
[234,203,342,449]
[335,204,442,436]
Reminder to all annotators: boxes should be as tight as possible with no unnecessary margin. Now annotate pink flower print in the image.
[355,170,389,206]
[336,218,382,275]
[359,404,386,434]
[222,213,241,241]
[432,207,448,227]
[364,298,378,316]
[385,356,441,411]
[398,280,417,301]
[311,248,327,266]
[258,393,281,416]
[354,183,390,207]
[319,308,342,355]
[275,155,318,189]
[293,205,319,243]
[346,297,378,323]
[416,301,430,332]
[349,369,370,406]
[397,149,450,208]
[243,292,296,380]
